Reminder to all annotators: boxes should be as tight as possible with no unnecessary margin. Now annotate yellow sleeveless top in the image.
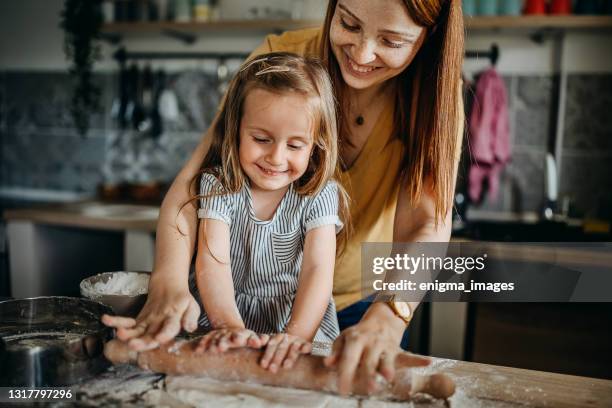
[251,28,442,310]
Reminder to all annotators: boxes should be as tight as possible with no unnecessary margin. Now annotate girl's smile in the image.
[239,88,314,193]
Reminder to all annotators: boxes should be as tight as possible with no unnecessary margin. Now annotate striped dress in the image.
[193,172,342,343]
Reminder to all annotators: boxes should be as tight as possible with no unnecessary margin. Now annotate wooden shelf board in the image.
[465,15,612,29]
[101,16,612,35]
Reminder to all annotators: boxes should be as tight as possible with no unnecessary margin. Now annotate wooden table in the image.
[422,357,612,407]
[75,356,612,407]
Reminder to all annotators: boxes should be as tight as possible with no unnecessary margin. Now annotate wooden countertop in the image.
[450,238,612,268]
[2,201,159,232]
[74,356,612,407]
[421,357,612,407]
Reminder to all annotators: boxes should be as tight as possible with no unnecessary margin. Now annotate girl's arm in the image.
[287,224,337,339]
[195,218,268,352]
[259,224,337,372]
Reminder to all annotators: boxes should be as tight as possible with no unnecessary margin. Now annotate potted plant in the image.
[60,0,103,136]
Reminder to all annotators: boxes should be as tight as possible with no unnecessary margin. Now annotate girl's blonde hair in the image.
[183,52,351,253]
[320,0,464,225]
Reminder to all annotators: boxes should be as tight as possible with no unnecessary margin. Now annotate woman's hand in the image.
[260,333,312,373]
[195,327,268,353]
[324,303,430,395]
[101,277,200,351]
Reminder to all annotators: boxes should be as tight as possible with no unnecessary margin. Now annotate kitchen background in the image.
[1,0,611,380]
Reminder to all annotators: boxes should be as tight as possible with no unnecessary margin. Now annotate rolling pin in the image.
[104,338,455,401]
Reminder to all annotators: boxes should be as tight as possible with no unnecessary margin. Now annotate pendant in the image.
[356,115,364,126]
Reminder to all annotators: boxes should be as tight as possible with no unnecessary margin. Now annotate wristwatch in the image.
[386,296,413,325]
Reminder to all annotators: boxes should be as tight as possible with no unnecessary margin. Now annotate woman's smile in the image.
[343,50,383,77]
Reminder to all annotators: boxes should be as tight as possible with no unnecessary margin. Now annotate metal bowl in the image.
[0,296,114,387]
[80,271,149,317]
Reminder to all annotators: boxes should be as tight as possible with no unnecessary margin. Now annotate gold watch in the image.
[386,296,412,325]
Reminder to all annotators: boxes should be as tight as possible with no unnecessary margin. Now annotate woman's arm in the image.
[195,218,243,329]
[102,131,213,349]
[326,96,465,395]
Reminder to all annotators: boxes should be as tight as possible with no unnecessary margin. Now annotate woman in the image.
[105,0,464,396]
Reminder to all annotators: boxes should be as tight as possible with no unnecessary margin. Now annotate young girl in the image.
[186,52,350,371]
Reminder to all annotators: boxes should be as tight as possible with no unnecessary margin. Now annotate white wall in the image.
[1,1,611,74]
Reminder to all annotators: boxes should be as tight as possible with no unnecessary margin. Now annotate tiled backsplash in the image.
[0,70,218,193]
[458,73,612,221]
[1,70,611,219]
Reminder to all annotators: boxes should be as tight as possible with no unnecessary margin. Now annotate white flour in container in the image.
[82,272,149,296]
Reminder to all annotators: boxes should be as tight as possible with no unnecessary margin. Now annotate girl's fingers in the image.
[258,333,270,346]
[300,342,312,354]
[196,333,214,353]
[260,335,281,368]
[379,351,396,383]
[282,342,303,369]
[210,331,226,352]
[269,337,290,373]
[102,314,136,329]
[218,332,235,352]
[246,333,262,349]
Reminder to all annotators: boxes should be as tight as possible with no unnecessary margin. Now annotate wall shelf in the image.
[101,15,612,37]
[465,15,612,31]
[101,19,322,35]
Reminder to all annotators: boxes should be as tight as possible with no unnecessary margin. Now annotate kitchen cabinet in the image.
[3,203,158,298]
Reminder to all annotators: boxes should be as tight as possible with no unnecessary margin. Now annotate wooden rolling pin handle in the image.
[410,373,456,399]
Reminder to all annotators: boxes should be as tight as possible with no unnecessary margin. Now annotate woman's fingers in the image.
[395,352,431,368]
[336,333,365,395]
[101,314,136,329]
[362,344,385,393]
[324,334,345,368]
[116,321,148,342]
[182,299,201,333]
[379,350,396,382]
[154,315,182,345]
[128,334,159,351]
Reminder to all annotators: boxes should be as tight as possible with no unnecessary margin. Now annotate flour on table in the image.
[163,376,421,408]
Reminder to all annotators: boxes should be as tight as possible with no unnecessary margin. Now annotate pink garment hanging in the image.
[468,67,511,203]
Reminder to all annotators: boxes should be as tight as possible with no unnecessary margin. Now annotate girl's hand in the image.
[101,279,200,351]
[323,303,430,395]
[260,333,312,373]
[195,328,268,353]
